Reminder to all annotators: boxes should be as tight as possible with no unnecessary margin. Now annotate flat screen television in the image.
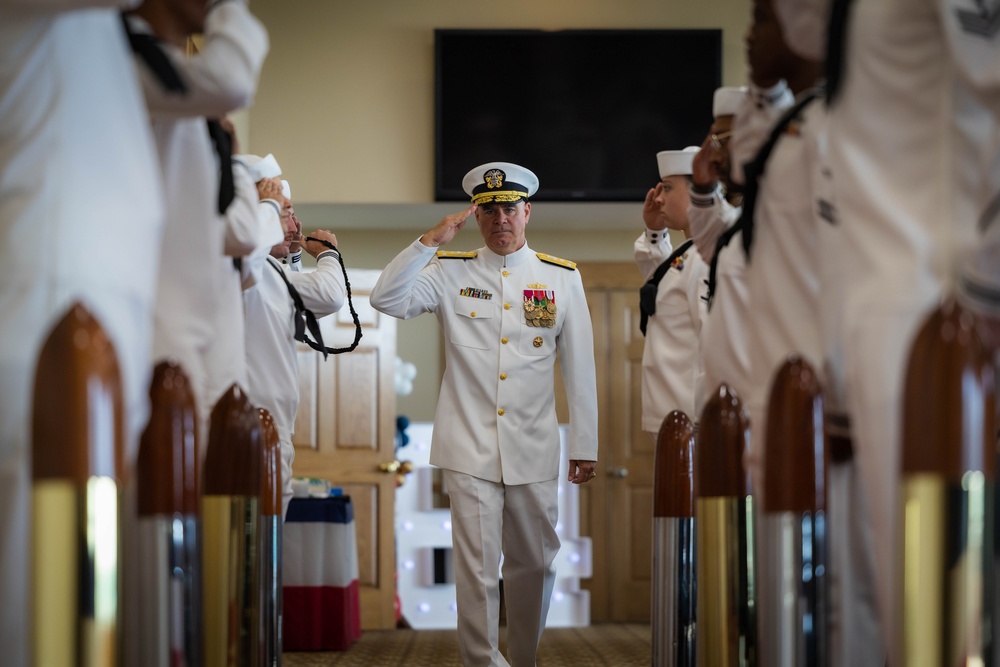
[434,28,722,202]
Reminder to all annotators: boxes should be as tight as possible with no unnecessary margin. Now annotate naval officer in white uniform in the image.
[370,162,598,667]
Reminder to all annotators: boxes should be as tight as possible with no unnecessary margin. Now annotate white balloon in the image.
[394,356,417,395]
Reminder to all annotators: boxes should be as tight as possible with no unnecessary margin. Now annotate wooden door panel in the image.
[292,346,319,449]
[341,483,377,587]
[628,486,653,586]
[334,350,378,449]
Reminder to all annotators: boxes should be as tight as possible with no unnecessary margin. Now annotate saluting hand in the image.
[692,131,721,191]
[641,183,667,230]
[420,204,477,248]
[256,176,283,202]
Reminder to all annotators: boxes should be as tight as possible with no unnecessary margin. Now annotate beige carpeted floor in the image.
[284,623,651,666]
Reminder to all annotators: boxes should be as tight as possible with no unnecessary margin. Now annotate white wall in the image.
[247,0,750,204]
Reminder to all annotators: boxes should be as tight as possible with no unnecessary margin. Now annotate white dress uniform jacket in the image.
[129,0,268,440]
[729,81,796,187]
[823,1,1000,663]
[226,160,284,265]
[739,89,827,504]
[0,3,164,665]
[689,81,793,422]
[205,160,284,423]
[634,230,709,431]
[243,252,346,508]
[370,239,598,484]
[689,193,749,419]
[743,94,826,414]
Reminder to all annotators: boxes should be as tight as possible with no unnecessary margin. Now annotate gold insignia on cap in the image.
[536,253,577,270]
[484,169,505,189]
[436,250,478,259]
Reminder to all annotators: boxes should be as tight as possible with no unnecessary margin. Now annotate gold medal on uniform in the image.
[524,289,556,327]
[523,298,536,326]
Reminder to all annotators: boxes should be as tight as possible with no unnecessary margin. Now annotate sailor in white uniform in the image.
[126,0,269,449]
[817,0,1000,661]
[370,162,598,667]
[241,156,347,517]
[689,87,751,424]
[635,148,709,434]
[0,2,165,664]
[739,0,826,508]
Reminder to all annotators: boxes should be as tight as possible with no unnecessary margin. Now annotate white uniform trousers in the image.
[444,470,560,667]
[827,459,883,667]
[280,436,295,520]
[838,306,920,662]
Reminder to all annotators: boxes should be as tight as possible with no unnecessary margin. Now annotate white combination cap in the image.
[462,162,539,204]
[656,146,700,178]
[713,86,748,118]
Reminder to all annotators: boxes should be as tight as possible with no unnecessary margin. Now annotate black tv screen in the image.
[435,28,722,202]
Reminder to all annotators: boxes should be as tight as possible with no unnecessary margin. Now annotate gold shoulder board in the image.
[536,252,577,270]
[436,250,478,259]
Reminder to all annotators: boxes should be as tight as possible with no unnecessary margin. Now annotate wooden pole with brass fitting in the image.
[32,304,125,667]
[652,410,697,667]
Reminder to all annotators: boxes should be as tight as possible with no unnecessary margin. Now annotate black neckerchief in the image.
[825,0,855,106]
[639,239,694,336]
[740,88,823,261]
[706,219,744,311]
[121,13,187,93]
[267,241,363,358]
[122,15,234,218]
[206,119,236,216]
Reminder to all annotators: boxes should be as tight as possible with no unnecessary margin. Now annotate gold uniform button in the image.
[500,373,507,380]
[503,303,511,310]
[501,337,508,344]
[470,311,476,317]
[502,270,509,277]
[498,408,505,416]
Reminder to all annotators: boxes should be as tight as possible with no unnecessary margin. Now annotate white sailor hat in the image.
[656,146,700,178]
[462,162,539,205]
[774,0,829,61]
[281,180,291,200]
[238,153,282,182]
[713,86,747,118]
